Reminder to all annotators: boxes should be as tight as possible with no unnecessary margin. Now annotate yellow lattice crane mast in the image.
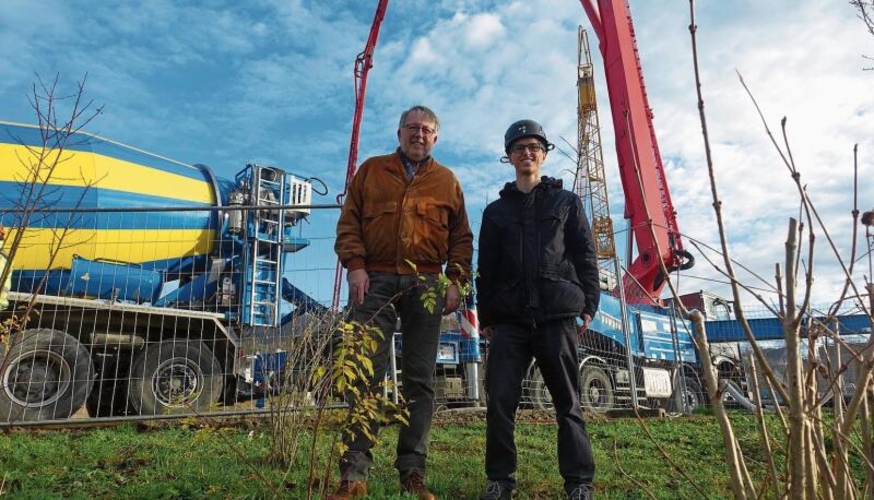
[574,26,618,292]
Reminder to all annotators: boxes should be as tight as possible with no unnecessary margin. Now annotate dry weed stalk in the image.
[1,74,104,318]
[0,74,105,424]
[850,0,874,69]
[611,439,658,500]
[264,311,339,468]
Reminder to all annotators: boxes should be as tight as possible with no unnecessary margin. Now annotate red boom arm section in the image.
[581,0,693,304]
[331,0,390,310]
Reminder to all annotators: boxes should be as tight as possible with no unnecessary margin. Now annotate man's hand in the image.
[579,313,592,339]
[348,269,370,305]
[442,283,460,314]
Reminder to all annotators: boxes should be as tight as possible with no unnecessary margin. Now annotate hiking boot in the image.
[401,470,436,500]
[567,483,594,500]
[480,481,513,500]
[326,480,368,500]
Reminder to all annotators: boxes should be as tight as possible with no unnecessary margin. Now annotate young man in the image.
[333,105,474,500]
[476,120,600,500]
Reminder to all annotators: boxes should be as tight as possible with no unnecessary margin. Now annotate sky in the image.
[1,0,872,313]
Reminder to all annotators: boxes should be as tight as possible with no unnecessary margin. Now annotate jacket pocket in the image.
[410,201,449,262]
[420,202,448,229]
[538,212,565,254]
[539,263,586,317]
[363,201,398,261]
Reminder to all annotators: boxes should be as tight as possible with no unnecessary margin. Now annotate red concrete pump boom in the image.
[580,0,694,304]
[332,0,390,311]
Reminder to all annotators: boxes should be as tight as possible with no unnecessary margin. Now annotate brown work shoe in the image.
[401,470,436,500]
[326,479,367,500]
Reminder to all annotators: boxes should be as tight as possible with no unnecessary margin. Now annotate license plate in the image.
[642,367,672,398]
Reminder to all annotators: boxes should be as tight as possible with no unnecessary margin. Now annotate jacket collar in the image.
[500,176,563,198]
[395,148,432,180]
[396,148,431,167]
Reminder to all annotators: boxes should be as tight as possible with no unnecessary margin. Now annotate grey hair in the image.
[398,105,440,132]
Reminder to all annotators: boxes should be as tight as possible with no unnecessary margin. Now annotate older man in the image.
[333,105,474,500]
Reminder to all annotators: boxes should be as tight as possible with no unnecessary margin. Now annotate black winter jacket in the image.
[476,177,600,328]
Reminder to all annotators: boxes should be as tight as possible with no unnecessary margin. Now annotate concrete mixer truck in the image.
[0,121,319,422]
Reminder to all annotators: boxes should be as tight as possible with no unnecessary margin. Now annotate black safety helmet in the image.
[504,119,552,154]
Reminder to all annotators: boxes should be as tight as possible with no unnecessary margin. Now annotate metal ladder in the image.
[243,165,284,327]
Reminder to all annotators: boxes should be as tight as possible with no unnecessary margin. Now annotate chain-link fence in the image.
[2,200,870,426]
[0,195,489,425]
[0,198,341,424]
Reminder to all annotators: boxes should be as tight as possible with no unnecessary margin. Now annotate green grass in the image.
[0,410,853,499]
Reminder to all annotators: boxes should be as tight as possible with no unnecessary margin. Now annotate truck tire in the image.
[128,340,222,415]
[580,365,614,413]
[669,375,704,414]
[0,329,94,422]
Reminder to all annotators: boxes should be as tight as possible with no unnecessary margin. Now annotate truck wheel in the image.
[128,340,222,415]
[0,329,94,422]
[669,376,704,414]
[527,365,553,410]
[580,365,614,413]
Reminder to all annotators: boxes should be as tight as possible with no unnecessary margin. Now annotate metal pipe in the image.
[615,258,639,408]
[90,333,145,348]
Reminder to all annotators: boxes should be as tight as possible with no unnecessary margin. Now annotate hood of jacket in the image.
[499,176,563,198]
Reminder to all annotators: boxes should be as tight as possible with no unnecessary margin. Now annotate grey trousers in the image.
[339,272,444,481]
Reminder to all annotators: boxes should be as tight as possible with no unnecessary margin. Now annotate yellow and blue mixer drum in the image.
[0,121,224,301]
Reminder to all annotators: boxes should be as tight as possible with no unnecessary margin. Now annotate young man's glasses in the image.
[510,143,545,154]
[403,124,437,136]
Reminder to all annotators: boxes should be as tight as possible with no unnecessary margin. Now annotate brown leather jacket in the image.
[335,152,473,283]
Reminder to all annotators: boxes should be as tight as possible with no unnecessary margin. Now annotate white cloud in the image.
[409,38,443,67]
[463,13,505,47]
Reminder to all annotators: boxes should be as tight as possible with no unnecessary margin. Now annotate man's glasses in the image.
[510,143,545,154]
[403,124,437,136]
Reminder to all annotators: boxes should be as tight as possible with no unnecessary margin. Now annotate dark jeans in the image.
[340,272,444,481]
[484,319,595,494]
